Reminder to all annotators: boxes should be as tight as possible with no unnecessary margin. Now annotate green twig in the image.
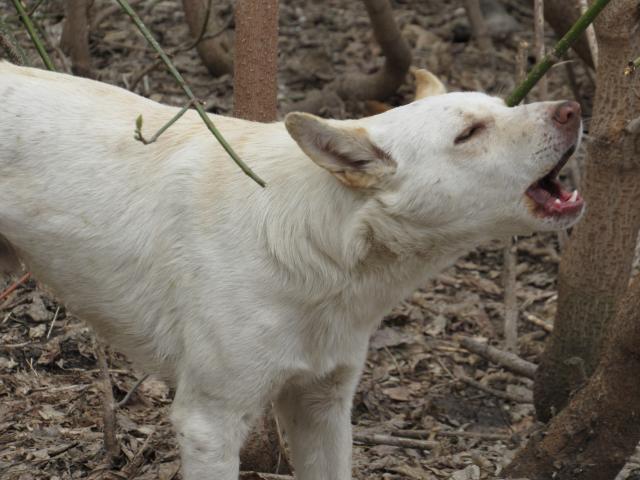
[506,0,612,106]
[10,0,55,71]
[625,57,640,76]
[115,0,265,187]
[135,100,195,145]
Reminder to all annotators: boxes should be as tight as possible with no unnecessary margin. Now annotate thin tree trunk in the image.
[60,0,92,78]
[181,0,232,77]
[544,0,594,68]
[505,274,640,480]
[233,0,279,121]
[534,0,640,422]
[232,2,289,473]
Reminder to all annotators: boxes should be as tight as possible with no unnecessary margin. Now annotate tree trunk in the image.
[504,273,640,480]
[60,0,92,78]
[335,0,411,101]
[286,0,411,114]
[181,0,233,77]
[533,0,640,422]
[464,0,493,51]
[544,0,594,68]
[232,1,289,473]
[233,0,279,121]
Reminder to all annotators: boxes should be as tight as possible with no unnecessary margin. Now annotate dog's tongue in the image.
[526,180,583,217]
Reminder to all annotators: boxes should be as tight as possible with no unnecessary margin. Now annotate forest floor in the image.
[0,0,637,479]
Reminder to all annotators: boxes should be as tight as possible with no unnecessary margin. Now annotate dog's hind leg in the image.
[275,366,359,480]
[170,380,256,480]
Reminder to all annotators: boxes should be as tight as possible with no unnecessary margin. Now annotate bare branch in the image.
[115,0,265,187]
[459,337,537,379]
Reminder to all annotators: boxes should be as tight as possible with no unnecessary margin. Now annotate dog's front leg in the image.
[170,382,256,480]
[275,366,360,480]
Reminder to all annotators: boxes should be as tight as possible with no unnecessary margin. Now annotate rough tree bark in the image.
[233,0,278,121]
[534,0,640,422]
[232,1,290,474]
[181,0,232,77]
[286,0,411,114]
[60,0,92,77]
[544,0,594,68]
[505,274,640,480]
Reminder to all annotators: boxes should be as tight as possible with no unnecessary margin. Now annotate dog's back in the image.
[0,63,208,375]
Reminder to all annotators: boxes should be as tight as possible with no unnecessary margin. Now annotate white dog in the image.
[0,62,583,479]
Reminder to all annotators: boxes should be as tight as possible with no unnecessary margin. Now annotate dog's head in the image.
[285,89,584,247]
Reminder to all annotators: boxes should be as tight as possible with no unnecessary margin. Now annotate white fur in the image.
[0,63,582,480]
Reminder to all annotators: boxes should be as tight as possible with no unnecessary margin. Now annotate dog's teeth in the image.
[555,198,561,205]
[569,190,578,202]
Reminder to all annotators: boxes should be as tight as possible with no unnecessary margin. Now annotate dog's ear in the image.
[285,112,397,188]
[412,68,447,100]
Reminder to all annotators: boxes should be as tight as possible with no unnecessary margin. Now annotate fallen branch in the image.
[115,0,265,187]
[352,432,438,450]
[506,0,613,106]
[523,312,553,333]
[458,375,533,403]
[10,0,55,71]
[459,337,537,379]
[393,429,511,442]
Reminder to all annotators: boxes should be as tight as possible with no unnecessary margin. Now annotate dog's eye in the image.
[454,123,485,145]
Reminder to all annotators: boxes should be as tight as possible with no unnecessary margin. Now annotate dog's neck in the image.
[253,145,475,306]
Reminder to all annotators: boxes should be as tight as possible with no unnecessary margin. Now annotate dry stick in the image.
[352,432,438,450]
[505,0,613,106]
[503,43,528,353]
[0,272,31,303]
[578,0,598,68]
[459,337,537,379]
[129,15,232,92]
[394,429,511,441]
[458,374,533,403]
[114,0,266,187]
[503,242,518,352]
[463,0,492,51]
[524,312,553,333]
[533,0,547,98]
[10,0,55,71]
[116,374,149,408]
[94,341,119,465]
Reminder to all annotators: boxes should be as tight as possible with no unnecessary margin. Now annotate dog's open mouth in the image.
[525,146,584,218]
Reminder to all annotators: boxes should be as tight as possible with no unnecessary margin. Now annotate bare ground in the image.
[1,1,636,479]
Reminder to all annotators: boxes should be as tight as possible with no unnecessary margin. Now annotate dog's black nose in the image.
[552,101,581,127]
